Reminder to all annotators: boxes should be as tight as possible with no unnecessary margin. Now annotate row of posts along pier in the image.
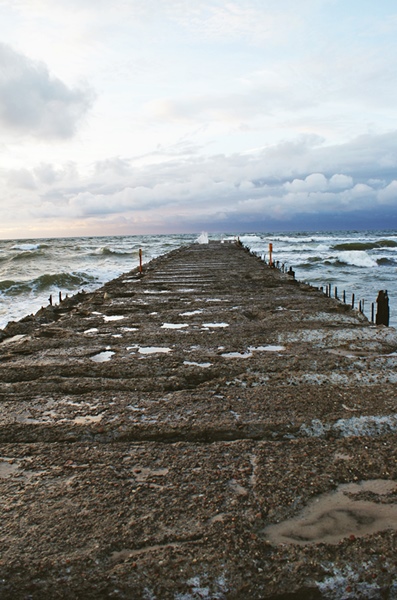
[46,240,390,328]
[240,239,390,327]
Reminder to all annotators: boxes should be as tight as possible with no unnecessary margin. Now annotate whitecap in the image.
[337,250,378,268]
[11,244,40,251]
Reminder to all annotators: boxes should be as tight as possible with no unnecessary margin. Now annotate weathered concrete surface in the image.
[1,241,397,599]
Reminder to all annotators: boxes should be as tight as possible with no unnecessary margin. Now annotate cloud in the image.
[2,129,397,236]
[0,43,94,139]
[378,181,397,205]
[5,168,36,190]
[284,174,328,193]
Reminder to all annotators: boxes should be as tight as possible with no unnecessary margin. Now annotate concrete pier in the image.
[1,241,397,599]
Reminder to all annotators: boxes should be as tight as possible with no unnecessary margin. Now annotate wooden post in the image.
[59,291,62,303]
[343,290,346,303]
[335,287,338,299]
[371,302,375,323]
[269,243,273,267]
[376,290,390,326]
[351,293,355,309]
[48,294,52,306]
[139,249,143,274]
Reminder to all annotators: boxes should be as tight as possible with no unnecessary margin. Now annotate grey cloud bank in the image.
[4,130,396,235]
[0,44,94,139]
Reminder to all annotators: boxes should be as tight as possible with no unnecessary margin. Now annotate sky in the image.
[0,0,397,238]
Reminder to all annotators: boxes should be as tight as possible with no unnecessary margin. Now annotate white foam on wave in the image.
[11,244,40,251]
[239,234,262,242]
[337,250,378,268]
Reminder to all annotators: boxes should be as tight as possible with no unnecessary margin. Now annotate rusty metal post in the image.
[139,248,143,274]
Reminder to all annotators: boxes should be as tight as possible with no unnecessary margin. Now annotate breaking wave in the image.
[11,243,42,251]
[322,251,379,268]
[11,249,45,261]
[94,247,138,257]
[0,272,96,296]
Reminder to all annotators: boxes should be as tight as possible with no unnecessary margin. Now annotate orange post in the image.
[269,243,273,267]
[139,248,143,274]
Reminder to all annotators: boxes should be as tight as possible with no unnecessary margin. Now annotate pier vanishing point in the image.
[1,241,397,599]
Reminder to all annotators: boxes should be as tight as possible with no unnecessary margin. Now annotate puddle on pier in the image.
[249,345,286,352]
[221,346,285,359]
[1,334,27,345]
[90,351,115,363]
[0,459,20,478]
[103,315,125,322]
[138,346,172,355]
[264,479,397,545]
[183,361,212,368]
[222,351,253,359]
[74,414,103,425]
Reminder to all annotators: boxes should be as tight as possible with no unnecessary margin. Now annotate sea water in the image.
[0,230,396,329]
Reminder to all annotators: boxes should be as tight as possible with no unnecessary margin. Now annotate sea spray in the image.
[196,232,209,244]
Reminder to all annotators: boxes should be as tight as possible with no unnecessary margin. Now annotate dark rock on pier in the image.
[1,241,397,599]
